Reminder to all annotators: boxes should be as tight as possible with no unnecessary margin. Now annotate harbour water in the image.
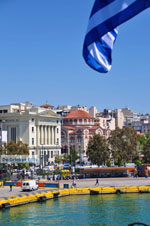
[0,193,150,226]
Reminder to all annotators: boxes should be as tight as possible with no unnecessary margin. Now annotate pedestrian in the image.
[95,178,99,186]
[9,184,12,192]
[72,179,76,188]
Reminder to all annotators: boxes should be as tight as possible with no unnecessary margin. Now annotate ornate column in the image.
[44,125,47,145]
[41,125,44,145]
[54,126,56,145]
[47,126,50,145]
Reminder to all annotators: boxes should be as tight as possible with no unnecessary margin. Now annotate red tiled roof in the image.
[40,104,54,108]
[90,126,99,130]
[65,110,93,119]
[62,126,75,130]
[75,126,89,129]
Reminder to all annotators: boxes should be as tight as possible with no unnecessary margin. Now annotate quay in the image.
[0,177,150,209]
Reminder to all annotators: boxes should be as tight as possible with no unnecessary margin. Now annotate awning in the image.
[128,169,136,172]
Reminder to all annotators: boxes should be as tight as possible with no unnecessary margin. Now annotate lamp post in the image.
[0,121,3,147]
[40,145,44,169]
[79,145,82,166]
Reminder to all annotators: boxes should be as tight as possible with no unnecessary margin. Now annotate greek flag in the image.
[83,0,150,73]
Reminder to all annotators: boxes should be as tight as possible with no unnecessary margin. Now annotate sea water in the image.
[0,193,150,226]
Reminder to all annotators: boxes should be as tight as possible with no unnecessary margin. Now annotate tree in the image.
[7,140,29,155]
[62,147,79,166]
[143,137,150,163]
[139,133,150,153]
[55,155,62,165]
[87,134,109,166]
[0,142,7,155]
[0,140,29,171]
[108,127,139,166]
[68,147,79,166]
[62,153,70,163]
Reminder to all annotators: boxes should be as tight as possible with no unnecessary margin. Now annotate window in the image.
[11,127,16,143]
[54,150,59,157]
[70,138,74,144]
[32,118,34,122]
[32,151,34,156]
[57,128,59,133]
[0,110,2,113]
[32,127,34,132]
[56,138,59,145]
[51,151,53,158]
[78,137,82,143]
[32,138,34,145]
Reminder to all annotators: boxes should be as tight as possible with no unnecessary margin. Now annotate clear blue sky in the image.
[0,0,150,114]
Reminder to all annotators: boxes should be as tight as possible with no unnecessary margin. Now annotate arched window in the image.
[77,136,82,143]
[79,119,82,124]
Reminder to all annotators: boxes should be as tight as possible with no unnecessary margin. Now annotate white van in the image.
[22,180,38,191]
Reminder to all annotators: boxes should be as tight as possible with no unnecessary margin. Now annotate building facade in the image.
[61,110,110,163]
[0,103,61,166]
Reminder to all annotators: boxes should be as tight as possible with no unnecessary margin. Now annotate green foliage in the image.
[62,147,79,166]
[55,155,62,164]
[87,134,109,166]
[18,163,30,170]
[7,140,29,155]
[53,169,61,175]
[143,137,150,163]
[109,127,139,166]
[106,159,111,167]
[0,177,11,182]
[62,154,70,162]
[139,133,150,153]
[134,159,142,167]
[0,142,7,155]
[114,158,124,167]
[68,147,79,165]
[0,140,29,156]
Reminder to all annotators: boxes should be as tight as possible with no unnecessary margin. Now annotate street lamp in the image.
[79,145,82,166]
[40,145,44,169]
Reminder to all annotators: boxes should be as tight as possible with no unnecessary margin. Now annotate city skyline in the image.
[0,1,150,114]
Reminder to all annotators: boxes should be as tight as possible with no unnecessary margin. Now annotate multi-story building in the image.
[112,109,125,129]
[61,109,110,163]
[0,102,61,167]
[131,114,150,133]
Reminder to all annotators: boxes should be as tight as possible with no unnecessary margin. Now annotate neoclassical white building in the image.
[0,103,61,166]
[61,110,110,162]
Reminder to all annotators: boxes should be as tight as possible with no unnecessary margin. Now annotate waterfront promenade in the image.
[0,177,150,199]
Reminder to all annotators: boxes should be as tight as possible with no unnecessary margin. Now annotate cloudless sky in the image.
[0,0,150,114]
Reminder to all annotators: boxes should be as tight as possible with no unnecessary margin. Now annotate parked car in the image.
[22,180,38,191]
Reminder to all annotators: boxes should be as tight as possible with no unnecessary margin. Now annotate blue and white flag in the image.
[83,0,150,73]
